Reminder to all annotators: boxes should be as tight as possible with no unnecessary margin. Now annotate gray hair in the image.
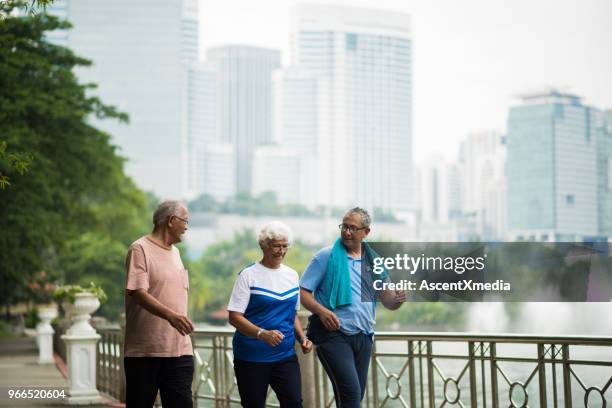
[344,207,372,228]
[153,200,185,228]
[258,221,293,248]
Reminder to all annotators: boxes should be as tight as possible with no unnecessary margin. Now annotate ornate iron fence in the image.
[90,326,612,407]
[191,329,612,408]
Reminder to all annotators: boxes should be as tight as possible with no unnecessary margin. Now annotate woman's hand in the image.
[300,337,313,354]
[259,329,285,347]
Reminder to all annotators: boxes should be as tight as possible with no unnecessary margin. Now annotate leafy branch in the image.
[0,141,33,189]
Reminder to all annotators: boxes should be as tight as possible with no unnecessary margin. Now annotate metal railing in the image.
[89,325,612,407]
[191,329,612,408]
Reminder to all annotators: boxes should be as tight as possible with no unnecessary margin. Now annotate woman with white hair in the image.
[227,221,313,408]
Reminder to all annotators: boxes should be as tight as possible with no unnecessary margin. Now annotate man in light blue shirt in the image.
[300,207,405,408]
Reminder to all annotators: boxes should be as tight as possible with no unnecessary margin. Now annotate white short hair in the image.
[258,221,293,248]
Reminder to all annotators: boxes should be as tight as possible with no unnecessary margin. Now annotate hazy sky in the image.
[199,0,612,162]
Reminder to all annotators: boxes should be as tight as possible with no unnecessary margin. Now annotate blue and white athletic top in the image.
[227,262,300,363]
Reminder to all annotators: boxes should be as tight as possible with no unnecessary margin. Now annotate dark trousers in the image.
[234,355,302,408]
[307,315,373,408]
[124,355,194,408]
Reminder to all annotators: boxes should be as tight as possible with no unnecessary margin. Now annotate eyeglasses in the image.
[338,223,368,233]
[173,215,189,225]
[270,243,290,250]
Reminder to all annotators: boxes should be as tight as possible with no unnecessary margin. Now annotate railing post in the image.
[480,342,487,408]
[119,313,126,402]
[297,311,317,408]
[224,336,231,408]
[537,343,548,407]
[562,344,572,408]
[212,336,222,407]
[426,341,435,408]
[468,342,477,408]
[490,342,498,408]
[371,338,379,407]
[314,355,322,408]
[408,340,416,408]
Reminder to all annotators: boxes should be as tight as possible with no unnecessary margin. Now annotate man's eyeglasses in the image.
[173,215,189,225]
[338,223,367,233]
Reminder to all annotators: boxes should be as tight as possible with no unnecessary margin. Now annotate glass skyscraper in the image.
[598,111,612,237]
[205,45,281,193]
[45,0,199,198]
[507,89,606,241]
[291,4,413,212]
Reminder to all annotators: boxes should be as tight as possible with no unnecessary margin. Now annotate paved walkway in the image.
[0,336,112,407]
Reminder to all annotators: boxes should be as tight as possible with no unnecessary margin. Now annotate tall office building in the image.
[291,4,413,212]
[46,0,199,198]
[507,89,605,241]
[249,68,320,206]
[252,145,314,206]
[186,64,218,199]
[202,143,236,201]
[598,111,612,237]
[271,68,319,152]
[417,156,462,224]
[205,45,281,193]
[459,131,507,239]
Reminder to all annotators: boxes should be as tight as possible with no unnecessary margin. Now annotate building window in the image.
[608,155,612,190]
[566,195,575,206]
[346,33,357,51]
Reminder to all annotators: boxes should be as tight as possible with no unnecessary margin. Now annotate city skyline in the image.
[199,0,612,161]
[41,0,612,241]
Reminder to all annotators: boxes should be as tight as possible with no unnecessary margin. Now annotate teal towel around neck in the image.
[321,239,390,310]
[321,238,352,310]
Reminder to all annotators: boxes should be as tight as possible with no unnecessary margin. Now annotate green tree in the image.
[1,1,56,190]
[0,4,149,319]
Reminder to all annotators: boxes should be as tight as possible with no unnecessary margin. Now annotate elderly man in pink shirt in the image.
[124,200,194,408]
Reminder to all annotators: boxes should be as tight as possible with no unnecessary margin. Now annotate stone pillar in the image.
[297,310,316,407]
[37,305,57,364]
[62,333,101,405]
[61,293,102,405]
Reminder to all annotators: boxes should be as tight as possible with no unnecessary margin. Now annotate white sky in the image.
[199,0,612,162]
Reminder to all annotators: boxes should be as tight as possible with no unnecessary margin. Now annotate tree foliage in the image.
[0,4,150,319]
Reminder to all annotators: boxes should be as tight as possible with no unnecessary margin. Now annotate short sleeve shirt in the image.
[300,246,377,335]
[228,262,299,362]
[124,236,192,357]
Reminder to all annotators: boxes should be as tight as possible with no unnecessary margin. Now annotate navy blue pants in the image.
[124,355,194,408]
[308,316,373,408]
[234,355,302,408]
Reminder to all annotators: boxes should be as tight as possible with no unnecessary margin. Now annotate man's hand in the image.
[394,289,407,303]
[167,312,194,336]
[301,337,313,354]
[318,309,341,331]
[130,289,194,335]
[381,289,406,310]
[259,329,285,347]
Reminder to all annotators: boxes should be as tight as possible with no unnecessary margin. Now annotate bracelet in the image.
[256,328,265,338]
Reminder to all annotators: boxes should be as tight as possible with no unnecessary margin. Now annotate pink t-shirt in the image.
[124,236,193,357]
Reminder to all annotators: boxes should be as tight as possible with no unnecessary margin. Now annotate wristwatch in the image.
[256,328,265,338]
